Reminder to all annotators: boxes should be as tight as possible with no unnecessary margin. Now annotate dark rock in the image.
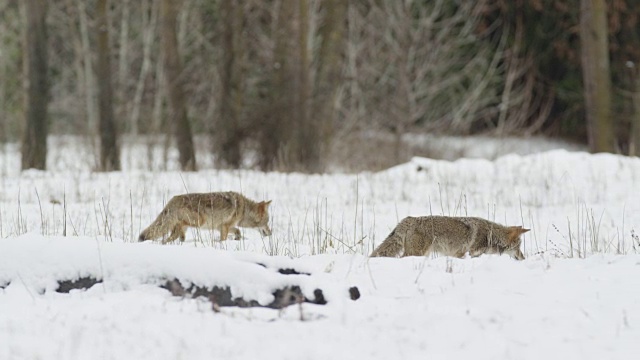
[162,279,261,307]
[349,286,361,300]
[277,268,310,276]
[22,267,361,311]
[255,263,311,276]
[161,279,330,309]
[313,289,327,305]
[271,286,305,309]
[56,277,102,293]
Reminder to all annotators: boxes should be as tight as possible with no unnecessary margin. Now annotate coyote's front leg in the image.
[219,224,230,241]
[163,225,185,244]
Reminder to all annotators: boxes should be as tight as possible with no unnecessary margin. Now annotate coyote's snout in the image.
[139,191,272,244]
[370,216,529,260]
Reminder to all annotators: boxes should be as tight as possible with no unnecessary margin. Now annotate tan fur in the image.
[139,191,272,244]
[370,216,529,260]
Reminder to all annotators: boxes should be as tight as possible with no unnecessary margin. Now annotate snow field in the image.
[1,144,640,359]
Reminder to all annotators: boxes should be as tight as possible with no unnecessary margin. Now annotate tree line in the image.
[2,0,639,172]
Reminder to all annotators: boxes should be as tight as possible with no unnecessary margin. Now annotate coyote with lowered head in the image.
[139,191,272,244]
[370,216,529,260]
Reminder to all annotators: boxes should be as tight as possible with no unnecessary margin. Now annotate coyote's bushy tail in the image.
[370,229,403,257]
[138,210,175,241]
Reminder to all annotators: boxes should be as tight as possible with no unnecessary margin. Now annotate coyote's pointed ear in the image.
[507,226,530,242]
[258,200,271,216]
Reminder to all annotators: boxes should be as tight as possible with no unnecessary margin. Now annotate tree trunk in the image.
[295,0,314,172]
[216,1,244,168]
[117,0,130,96]
[96,0,121,171]
[258,1,297,171]
[130,0,157,137]
[0,2,7,145]
[312,0,347,172]
[76,0,98,138]
[21,0,48,170]
[631,71,640,156]
[160,0,196,171]
[580,0,614,153]
[257,0,316,172]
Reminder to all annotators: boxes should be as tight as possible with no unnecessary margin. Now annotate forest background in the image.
[2,0,639,173]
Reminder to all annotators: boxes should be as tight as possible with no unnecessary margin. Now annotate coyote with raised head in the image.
[139,191,272,244]
[370,216,529,260]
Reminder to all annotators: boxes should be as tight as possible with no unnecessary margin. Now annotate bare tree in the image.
[160,0,196,171]
[96,0,121,171]
[580,0,615,153]
[21,0,48,170]
[129,0,158,137]
[311,0,347,171]
[294,0,314,172]
[117,0,131,96]
[257,1,297,171]
[631,67,640,156]
[75,0,98,136]
[216,0,245,168]
[348,0,501,163]
[256,0,321,172]
[0,0,11,144]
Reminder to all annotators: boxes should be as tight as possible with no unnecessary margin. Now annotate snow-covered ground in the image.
[1,138,640,359]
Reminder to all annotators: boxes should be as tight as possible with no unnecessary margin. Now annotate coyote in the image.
[139,191,272,244]
[370,216,529,260]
